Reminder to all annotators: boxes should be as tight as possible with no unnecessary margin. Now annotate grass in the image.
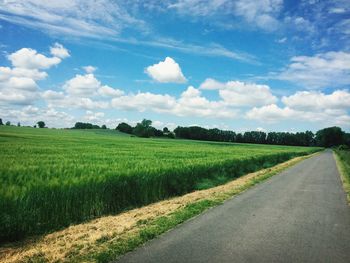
[334,149,350,203]
[0,153,317,263]
[0,126,321,242]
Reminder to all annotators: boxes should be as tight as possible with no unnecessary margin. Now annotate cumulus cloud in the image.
[8,48,61,69]
[0,67,47,81]
[200,78,277,107]
[63,73,102,96]
[246,103,350,127]
[98,85,124,97]
[246,104,296,122]
[44,92,109,110]
[111,86,237,119]
[282,90,350,111]
[246,89,350,128]
[173,86,236,118]
[41,69,124,110]
[0,43,69,105]
[145,57,187,83]
[277,51,350,89]
[42,90,65,100]
[50,43,70,59]
[111,92,176,112]
[62,72,124,98]
[84,110,105,122]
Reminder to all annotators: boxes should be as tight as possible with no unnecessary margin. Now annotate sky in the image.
[0,0,349,132]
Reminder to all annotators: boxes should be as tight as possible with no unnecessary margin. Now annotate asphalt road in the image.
[117,150,350,263]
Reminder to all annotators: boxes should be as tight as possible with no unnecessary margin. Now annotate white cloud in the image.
[0,0,147,39]
[6,77,38,91]
[0,2,254,63]
[284,16,314,33]
[63,73,101,96]
[50,43,70,59]
[0,67,47,80]
[277,37,287,43]
[43,72,122,110]
[173,86,237,118]
[84,110,105,122]
[145,57,187,83]
[62,73,124,99]
[8,48,61,69]
[167,0,282,31]
[1,105,75,128]
[44,93,109,110]
[246,102,350,128]
[0,44,69,105]
[233,0,282,31]
[82,65,97,73]
[42,90,65,100]
[199,78,226,90]
[329,7,346,14]
[246,104,296,122]
[282,90,350,111]
[111,86,237,119]
[98,85,124,97]
[334,19,350,35]
[200,78,277,107]
[277,51,350,89]
[111,92,177,112]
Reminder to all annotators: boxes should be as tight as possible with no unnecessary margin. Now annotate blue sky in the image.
[0,0,349,132]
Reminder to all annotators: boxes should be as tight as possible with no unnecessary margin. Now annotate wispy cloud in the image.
[0,0,254,62]
[0,0,147,38]
[275,51,350,89]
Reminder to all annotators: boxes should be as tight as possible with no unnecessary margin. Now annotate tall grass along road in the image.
[117,150,350,263]
[0,126,320,243]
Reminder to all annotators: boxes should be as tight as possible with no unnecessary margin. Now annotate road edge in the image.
[333,150,350,204]
[98,152,320,263]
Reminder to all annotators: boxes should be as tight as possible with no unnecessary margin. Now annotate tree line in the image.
[2,117,349,147]
[173,126,350,148]
[116,119,175,138]
[72,122,107,129]
[0,119,46,128]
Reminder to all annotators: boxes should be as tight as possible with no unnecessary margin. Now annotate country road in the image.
[117,150,350,263]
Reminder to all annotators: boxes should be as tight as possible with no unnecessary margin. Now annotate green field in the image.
[0,126,321,242]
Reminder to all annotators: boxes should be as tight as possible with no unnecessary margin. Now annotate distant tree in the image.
[37,121,45,128]
[73,122,100,129]
[17,122,21,127]
[5,121,11,126]
[101,124,107,129]
[0,118,3,125]
[344,133,350,147]
[133,119,154,138]
[153,127,164,137]
[116,122,133,134]
[33,125,37,128]
[163,127,170,133]
[315,127,345,147]
[166,132,175,139]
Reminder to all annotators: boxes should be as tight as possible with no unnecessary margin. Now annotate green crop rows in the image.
[0,126,321,242]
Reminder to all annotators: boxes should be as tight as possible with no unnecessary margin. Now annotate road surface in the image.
[117,150,350,263]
